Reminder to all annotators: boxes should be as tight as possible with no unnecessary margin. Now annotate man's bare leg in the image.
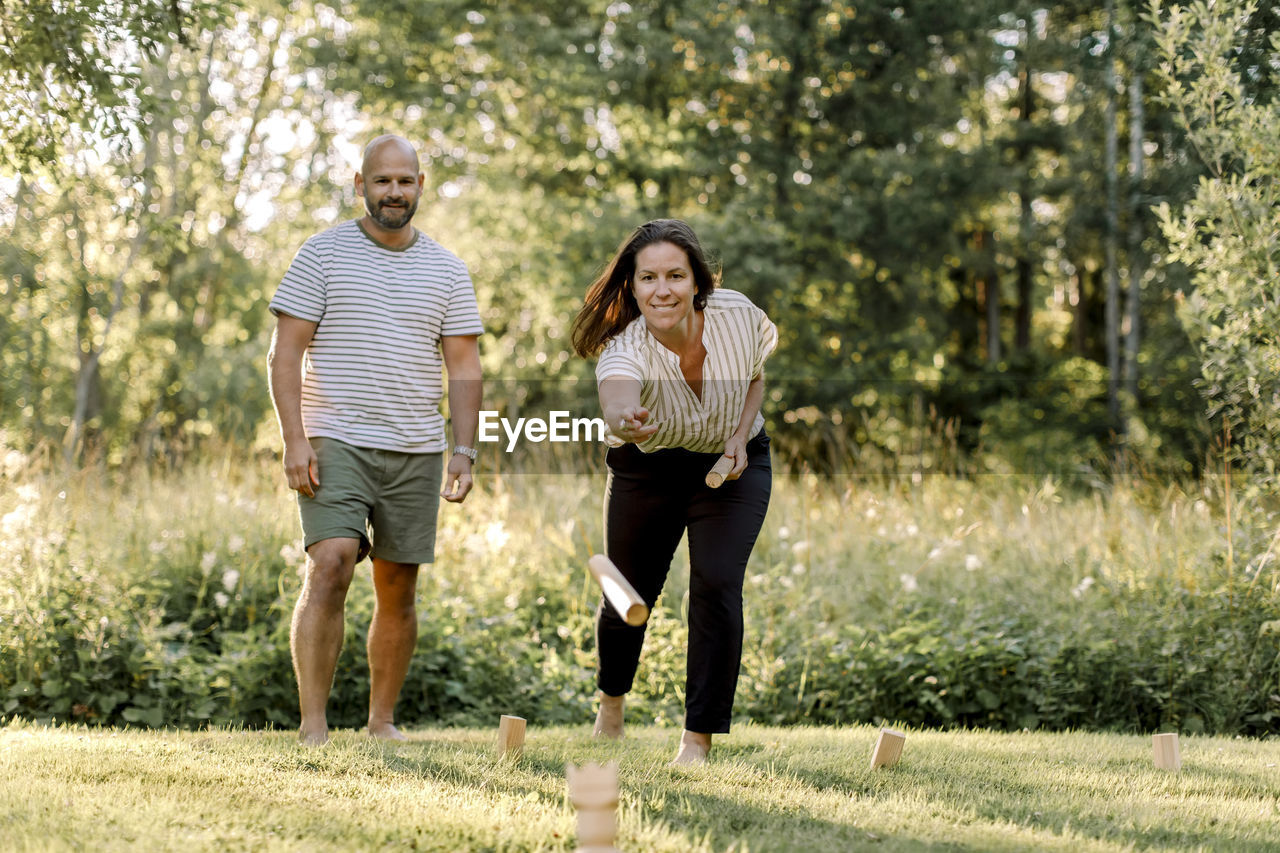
[291,538,359,745]
[672,730,712,765]
[367,558,419,740]
[593,691,625,739]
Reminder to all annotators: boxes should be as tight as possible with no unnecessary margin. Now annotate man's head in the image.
[355,135,424,230]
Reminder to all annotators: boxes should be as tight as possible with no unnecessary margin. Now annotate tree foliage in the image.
[1151,0,1280,490]
[0,0,1256,480]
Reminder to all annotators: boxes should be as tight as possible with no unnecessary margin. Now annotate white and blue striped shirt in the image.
[595,288,777,453]
[269,219,484,453]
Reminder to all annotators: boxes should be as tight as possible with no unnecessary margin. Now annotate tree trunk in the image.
[1124,72,1145,405]
[1015,32,1035,353]
[1103,0,1122,429]
[978,228,1000,364]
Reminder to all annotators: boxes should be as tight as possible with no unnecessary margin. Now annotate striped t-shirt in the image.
[595,288,778,453]
[269,219,485,453]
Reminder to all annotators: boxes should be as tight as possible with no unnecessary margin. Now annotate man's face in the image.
[355,143,423,230]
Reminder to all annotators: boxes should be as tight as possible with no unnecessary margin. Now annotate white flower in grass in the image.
[279,541,305,565]
[905,523,919,536]
[965,554,982,572]
[15,484,38,502]
[791,563,805,575]
[200,551,217,574]
[1,505,35,536]
[214,592,230,608]
[777,525,791,539]
[790,540,809,558]
[504,593,519,610]
[148,540,165,555]
[899,573,919,593]
[1071,576,1095,599]
[222,569,240,591]
[227,535,246,554]
[485,521,510,552]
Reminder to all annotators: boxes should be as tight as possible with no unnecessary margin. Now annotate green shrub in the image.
[1,454,1277,735]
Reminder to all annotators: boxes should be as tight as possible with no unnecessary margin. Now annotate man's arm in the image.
[267,314,320,496]
[441,334,482,503]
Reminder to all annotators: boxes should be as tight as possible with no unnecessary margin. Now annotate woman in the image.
[571,219,777,764]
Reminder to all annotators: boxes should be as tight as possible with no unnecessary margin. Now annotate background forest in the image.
[1,1,1278,736]
[2,0,1276,482]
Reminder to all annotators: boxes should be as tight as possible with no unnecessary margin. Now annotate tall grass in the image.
[1,438,1277,735]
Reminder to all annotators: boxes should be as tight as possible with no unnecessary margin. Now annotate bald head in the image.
[356,135,424,234]
[361,135,420,176]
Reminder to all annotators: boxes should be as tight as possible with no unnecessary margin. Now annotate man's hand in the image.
[441,454,473,503]
[284,440,320,497]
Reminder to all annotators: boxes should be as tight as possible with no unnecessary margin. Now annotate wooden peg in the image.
[566,760,620,853]
[870,727,906,769]
[496,714,526,759]
[1153,732,1181,771]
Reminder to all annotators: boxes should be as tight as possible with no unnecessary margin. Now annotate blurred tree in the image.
[0,0,219,169]
[1152,0,1280,491]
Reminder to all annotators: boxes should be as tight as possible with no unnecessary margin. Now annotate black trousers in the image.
[596,431,772,733]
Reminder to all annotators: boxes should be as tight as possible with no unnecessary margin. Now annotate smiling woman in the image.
[570,218,778,766]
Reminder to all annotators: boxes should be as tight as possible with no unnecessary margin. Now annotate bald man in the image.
[267,135,484,744]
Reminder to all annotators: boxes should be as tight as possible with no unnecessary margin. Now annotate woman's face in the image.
[632,241,697,336]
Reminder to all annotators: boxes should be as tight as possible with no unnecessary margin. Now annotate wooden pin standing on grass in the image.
[1153,732,1181,772]
[870,728,906,769]
[566,760,620,853]
[705,455,734,488]
[496,714,526,759]
[587,555,648,626]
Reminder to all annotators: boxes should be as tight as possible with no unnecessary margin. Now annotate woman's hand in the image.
[721,433,749,481]
[613,405,659,444]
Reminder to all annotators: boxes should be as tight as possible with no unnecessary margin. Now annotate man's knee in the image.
[372,559,419,612]
[304,538,360,595]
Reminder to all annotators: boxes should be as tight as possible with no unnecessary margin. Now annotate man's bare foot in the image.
[298,724,329,746]
[367,722,407,741]
[671,730,711,765]
[593,692,625,739]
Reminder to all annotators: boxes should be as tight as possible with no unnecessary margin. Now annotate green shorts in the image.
[298,437,443,564]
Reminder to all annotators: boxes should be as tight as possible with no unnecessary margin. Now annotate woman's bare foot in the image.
[593,692,625,739]
[672,730,711,765]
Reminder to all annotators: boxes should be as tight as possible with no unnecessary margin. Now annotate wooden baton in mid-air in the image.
[587,554,649,626]
[705,455,734,488]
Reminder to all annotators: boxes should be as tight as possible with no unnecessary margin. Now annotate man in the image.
[267,134,483,745]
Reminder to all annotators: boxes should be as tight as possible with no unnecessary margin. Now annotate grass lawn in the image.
[2,721,1277,852]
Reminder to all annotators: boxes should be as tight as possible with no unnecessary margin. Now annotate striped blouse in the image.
[268,219,485,454]
[595,288,777,453]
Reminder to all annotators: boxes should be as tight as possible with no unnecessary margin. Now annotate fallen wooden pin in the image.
[588,554,648,626]
[1153,732,1181,772]
[870,727,906,769]
[567,760,620,853]
[496,714,525,759]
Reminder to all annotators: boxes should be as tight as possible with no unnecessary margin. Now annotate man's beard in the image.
[367,197,417,229]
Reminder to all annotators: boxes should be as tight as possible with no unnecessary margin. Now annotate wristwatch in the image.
[452,444,478,462]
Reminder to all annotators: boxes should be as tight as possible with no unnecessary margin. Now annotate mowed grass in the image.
[2,721,1278,852]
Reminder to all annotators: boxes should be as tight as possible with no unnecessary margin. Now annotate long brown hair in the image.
[571,219,718,358]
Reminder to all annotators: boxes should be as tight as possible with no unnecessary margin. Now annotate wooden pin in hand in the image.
[705,455,734,488]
